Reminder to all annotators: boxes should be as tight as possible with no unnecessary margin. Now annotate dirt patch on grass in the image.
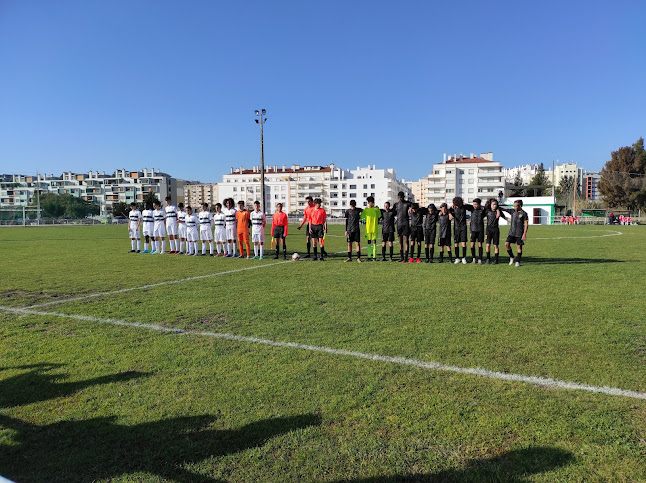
[0,290,67,304]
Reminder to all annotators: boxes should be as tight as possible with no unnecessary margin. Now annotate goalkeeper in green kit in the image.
[360,196,382,261]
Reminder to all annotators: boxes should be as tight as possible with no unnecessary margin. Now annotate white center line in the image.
[2,304,645,401]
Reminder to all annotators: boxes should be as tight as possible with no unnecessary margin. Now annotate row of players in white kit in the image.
[127,198,266,257]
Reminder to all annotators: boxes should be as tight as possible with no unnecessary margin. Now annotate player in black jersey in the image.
[450,197,468,264]
[408,203,424,263]
[423,204,439,263]
[392,191,412,262]
[483,198,507,264]
[437,203,454,263]
[344,200,363,262]
[465,198,486,264]
[380,202,396,261]
[501,200,529,267]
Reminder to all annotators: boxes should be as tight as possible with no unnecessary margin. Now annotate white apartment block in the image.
[421,152,504,206]
[215,163,412,216]
[503,162,584,188]
[0,169,183,216]
[502,164,541,185]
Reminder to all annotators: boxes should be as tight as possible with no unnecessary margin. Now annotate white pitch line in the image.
[2,305,645,401]
[533,230,623,240]
[28,259,293,309]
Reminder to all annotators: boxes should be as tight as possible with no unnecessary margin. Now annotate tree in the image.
[32,193,100,219]
[598,137,646,209]
[110,202,129,217]
[141,190,160,210]
[509,171,525,197]
[527,163,549,196]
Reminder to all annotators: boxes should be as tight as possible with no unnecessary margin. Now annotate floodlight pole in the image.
[254,109,267,212]
[36,173,41,224]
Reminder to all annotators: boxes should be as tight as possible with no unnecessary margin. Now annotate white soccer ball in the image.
[292,252,300,261]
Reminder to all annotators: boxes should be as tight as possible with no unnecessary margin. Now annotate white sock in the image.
[171,239,176,251]
[209,242,214,255]
[254,245,258,257]
[153,240,158,251]
[136,240,140,251]
[216,244,222,254]
[160,240,165,254]
[231,242,236,256]
[144,242,148,251]
[180,241,184,253]
[202,242,207,254]
[260,245,264,257]
[131,240,136,250]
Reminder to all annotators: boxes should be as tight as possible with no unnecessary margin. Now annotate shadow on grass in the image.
[335,446,573,482]
[521,256,625,265]
[0,412,321,482]
[0,363,149,408]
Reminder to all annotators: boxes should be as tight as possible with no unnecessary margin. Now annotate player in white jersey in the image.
[198,202,214,256]
[127,202,142,253]
[141,203,154,253]
[152,201,166,254]
[212,203,227,256]
[177,202,187,254]
[250,201,266,260]
[184,206,199,255]
[223,198,237,257]
[164,196,179,254]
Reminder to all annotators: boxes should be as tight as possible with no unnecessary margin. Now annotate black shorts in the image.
[454,226,467,243]
[505,235,524,246]
[424,229,436,245]
[397,225,410,237]
[273,226,285,239]
[382,232,395,242]
[346,230,360,243]
[410,226,424,243]
[470,231,484,243]
[310,224,324,239]
[486,229,500,245]
[305,223,310,236]
[438,237,451,247]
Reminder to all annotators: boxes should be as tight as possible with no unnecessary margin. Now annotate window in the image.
[332,201,338,206]
[331,184,338,189]
[458,169,465,175]
[370,193,375,197]
[434,170,440,175]
[468,188,474,194]
[350,193,356,198]
[371,184,375,189]
[363,202,368,207]
[363,184,367,189]
[468,169,474,174]
[363,193,367,198]
[342,201,346,206]
[233,187,237,192]
[342,192,347,197]
[331,193,338,198]
[468,179,474,184]
[446,189,455,193]
[447,170,453,174]
[349,184,356,189]
[274,194,279,199]
[342,184,346,189]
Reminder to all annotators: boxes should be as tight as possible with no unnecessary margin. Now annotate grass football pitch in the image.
[0,223,645,482]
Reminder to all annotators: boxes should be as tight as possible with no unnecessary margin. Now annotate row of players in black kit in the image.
[341,193,529,266]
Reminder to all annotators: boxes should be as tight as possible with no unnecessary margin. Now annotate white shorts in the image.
[153,224,166,238]
[187,229,198,242]
[143,224,153,237]
[178,223,187,239]
[129,227,140,239]
[226,225,236,240]
[252,232,265,243]
[200,227,213,241]
[214,226,226,243]
[166,221,178,236]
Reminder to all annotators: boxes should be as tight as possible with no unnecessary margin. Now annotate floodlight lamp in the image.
[255,119,259,124]
[255,110,259,115]
[262,109,266,115]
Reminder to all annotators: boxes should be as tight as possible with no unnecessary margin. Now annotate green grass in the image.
[1,224,645,482]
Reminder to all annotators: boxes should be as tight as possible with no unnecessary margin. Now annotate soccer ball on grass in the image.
[292,253,300,261]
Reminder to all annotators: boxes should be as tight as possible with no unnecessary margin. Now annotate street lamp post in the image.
[254,109,267,212]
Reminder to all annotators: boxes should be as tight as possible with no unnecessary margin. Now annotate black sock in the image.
[440,251,444,260]
[417,244,421,258]
[276,246,280,255]
[517,251,522,262]
[400,249,403,259]
[478,246,483,260]
[382,246,386,258]
[430,247,434,259]
[455,246,460,258]
[471,247,475,259]
[283,243,286,252]
[448,251,453,261]
[507,248,514,259]
[307,241,311,255]
[425,247,429,259]
[313,246,318,257]
[390,246,393,257]
[356,250,361,259]
[486,250,491,260]
[348,251,351,259]
[405,249,409,259]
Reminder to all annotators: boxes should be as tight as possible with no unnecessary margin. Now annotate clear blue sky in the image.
[1,0,644,182]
